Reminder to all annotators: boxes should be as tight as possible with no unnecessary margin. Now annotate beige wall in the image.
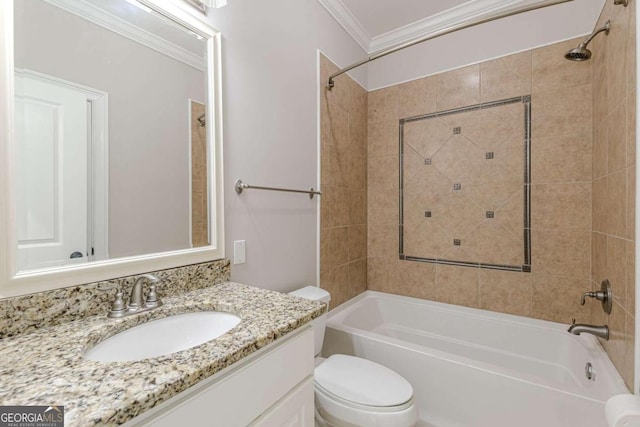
[367,37,596,322]
[319,55,368,309]
[591,0,636,389]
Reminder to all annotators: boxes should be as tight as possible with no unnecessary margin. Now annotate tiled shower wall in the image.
[319,54,368,308]
[368,40,596,323]
[590,0,636,389]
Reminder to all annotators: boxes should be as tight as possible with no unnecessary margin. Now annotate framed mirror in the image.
[0,0,224,297]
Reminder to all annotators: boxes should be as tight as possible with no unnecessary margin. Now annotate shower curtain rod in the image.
[327,0,574,89]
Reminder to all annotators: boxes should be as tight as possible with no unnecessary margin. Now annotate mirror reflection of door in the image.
[190,100,209,248]
[15,71,108,271]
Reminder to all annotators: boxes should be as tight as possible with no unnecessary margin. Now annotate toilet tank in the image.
[288,286,331,357]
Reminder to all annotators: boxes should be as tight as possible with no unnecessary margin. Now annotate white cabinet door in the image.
[249,377,314,427]
[126,326,314,427]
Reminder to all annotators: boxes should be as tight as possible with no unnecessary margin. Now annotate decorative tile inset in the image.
[401,95,530,272]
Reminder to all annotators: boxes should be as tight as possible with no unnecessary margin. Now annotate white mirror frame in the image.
[0,0,225,298]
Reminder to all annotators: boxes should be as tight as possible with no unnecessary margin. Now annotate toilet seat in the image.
[314,355,418,427]
[315,354,414,408]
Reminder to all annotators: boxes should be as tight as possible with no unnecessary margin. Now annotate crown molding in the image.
[316,0,371,52]
[42,0,205,71]
[318,0,569,55]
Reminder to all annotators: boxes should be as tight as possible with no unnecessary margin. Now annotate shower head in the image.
[564,20,611,62]
[564,45,592,61]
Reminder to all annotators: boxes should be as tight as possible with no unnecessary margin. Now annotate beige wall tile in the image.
[397,76,437,118]
[592,178,607,233]
[608,105,627,173]
[348,259,368,300]
[532,84,592,139]
[593,56,608,128]
[349,189,367,226]
[320,186,336,228]
[480,269,532,316]
[368,187,398,226]
[480,51,532,102]
[532,274,589,323]
[368,155,398,195]
[348,225,367,262]
[606,2,629,115]
[368,120,398,158]
[367,257,399,293]
[532,38,592,93]
[320,54,368,308]
[624,312,635,390]
[627,166,636,240]
[606,170,627,237]
[531,229,590,278]
[531,183,591,230]
[531,133,592,183]
[627,90,636,167]
[334,187,351,227]
[607,235,628,308]
[369,86,399,123]
[435,264,480,308]
[320,227,333,272]
[368,224,398,258]
[626,0,637,92]
[593,122,608,180]
[602,301,627,381]
[592,232,607,285]
[436,64,480,111]
[626,240,636,314]
[398,261,436,300]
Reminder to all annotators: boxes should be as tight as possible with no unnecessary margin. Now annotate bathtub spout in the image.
[568,322,609,340]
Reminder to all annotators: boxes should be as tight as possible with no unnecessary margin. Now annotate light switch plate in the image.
[233,240,246,264]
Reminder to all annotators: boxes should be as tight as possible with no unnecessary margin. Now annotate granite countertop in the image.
[0,282,326,426]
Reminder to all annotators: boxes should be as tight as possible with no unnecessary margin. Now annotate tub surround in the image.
[590,0,636,390]
[0,259,230,338]
[319,53,369,309]
[0,281,325,426]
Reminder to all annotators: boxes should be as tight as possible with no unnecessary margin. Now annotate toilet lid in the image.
[314,354,413,407]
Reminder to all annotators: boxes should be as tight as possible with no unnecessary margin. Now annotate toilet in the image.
[289,286,418,427]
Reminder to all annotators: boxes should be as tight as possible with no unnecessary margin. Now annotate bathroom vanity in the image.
[0,283,324,426]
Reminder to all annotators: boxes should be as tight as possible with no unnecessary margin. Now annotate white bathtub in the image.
[322,291,628,427]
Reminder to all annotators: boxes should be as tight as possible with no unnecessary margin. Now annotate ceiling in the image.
[318,0,600,54]
[339,0,469,37]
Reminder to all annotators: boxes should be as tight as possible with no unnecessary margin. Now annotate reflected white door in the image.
[15,73,89,270]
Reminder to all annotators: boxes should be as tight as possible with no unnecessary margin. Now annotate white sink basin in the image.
[85,311,241,362]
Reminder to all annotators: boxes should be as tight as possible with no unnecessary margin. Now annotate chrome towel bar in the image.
[234,179,322,199]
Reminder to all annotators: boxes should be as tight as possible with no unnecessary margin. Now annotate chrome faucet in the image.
[568,319,609,340]
[108,274,162,318]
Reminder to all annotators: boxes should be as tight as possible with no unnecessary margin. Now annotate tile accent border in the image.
[399,95,532,272]
[0,259,231,338]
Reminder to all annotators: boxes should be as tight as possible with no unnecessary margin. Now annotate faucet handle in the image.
[579,280,613,314]
[581,292,597,305]
[145,282,163,308]
[107,289,127,318]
